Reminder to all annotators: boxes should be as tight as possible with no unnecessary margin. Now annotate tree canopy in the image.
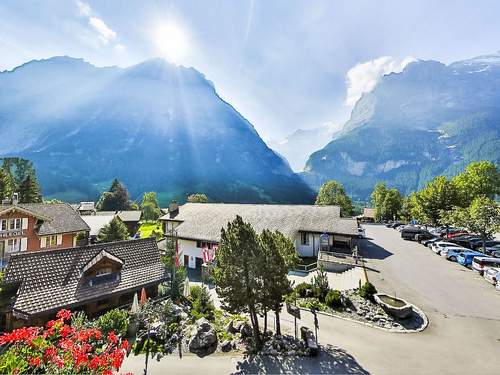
[315,180,354,217]
[141,192,162,221]
[96,179,134,211]
[452,161,500,206]
[97,217,130,243]
[0,158,42,203]
[370,183,402,222]
[187,193,209,203]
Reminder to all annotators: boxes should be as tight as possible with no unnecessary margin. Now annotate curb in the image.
[299,304,429,334]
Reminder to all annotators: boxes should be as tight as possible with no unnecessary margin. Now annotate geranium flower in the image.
[56,309,72,321]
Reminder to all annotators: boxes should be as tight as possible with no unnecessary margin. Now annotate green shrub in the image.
[94,308,129,337]
[313,265,330,302]
[188,285,215,321]
[297,298,327,311]
[295,282,313,298]
[325,290,343,309]
[359,281,377,300]
[71,311,90,330]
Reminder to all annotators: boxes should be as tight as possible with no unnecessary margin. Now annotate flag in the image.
[175,239,181,267]
[202,245,209,263]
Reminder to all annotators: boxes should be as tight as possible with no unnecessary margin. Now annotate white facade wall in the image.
[177,239,203,269]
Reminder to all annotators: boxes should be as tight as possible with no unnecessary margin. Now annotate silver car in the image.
[431,241,462,255]
[483,267,500,289]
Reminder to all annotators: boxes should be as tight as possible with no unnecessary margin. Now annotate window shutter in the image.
[20,237,27,251]
[40,237,46,248]
[57,235,63,245]
[22,218,28,230]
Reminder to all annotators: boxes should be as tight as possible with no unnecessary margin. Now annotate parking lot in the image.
[352,224,500,373]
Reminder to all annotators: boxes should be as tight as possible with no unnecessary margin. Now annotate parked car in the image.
[471,257,500,275]
[483,244,500,255]
[401,226,425,240]
[440,247,469,261]
[391,222,405,229]
[491,250,500,258]
[431,241,462,255]
[483,267,500,287]
[471,240,500,251]
[448,236,481,249]
[457,252,488,267]
[446,230,469,239]
[415,231,436,243]
[424,237,442,247]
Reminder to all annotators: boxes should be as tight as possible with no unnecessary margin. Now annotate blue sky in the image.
[1,0,500,141]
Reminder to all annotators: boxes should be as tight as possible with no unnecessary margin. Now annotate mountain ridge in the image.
[0,56,314,205]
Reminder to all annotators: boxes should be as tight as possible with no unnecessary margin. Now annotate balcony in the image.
[0,229,25,238]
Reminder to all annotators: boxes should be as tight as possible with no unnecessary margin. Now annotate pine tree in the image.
[97,217,130,243]
[96,179,133,211]
[18,174,42,203]
[213,216,264,349]
[0,168,14,201]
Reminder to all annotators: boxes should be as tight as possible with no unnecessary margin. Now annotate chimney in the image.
[12,193,19,205]
[169,201,179,218]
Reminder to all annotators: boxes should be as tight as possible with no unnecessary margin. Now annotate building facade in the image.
[160,203,359,270]
[0,200,90,268]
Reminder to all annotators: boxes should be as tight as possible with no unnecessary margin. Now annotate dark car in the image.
[392,222,405,229]
[449,236,481,249]
[415,231,436,243]
[472,240,500,251]
[401,226,426,240]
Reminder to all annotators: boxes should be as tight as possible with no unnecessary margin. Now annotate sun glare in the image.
[155,22,189,64]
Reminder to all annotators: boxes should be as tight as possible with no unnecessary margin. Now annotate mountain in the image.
[0,56,314,205]
[270,123,339,171]
[302,54,500,200]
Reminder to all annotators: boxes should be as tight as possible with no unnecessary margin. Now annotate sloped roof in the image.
[3,238,166,317]
[96,211,142,222]
[80,215,115,236]
[363,208,376,218]
[78,202,95,211]
[0,203,90,235]
[161,203,356,242]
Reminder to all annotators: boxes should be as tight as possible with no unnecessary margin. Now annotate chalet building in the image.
[80,214,117,244]
[0,196,90,268]
[159,203,359,270]
[96,211,142,235]
[356,208,376,223]
[0,238,167,330]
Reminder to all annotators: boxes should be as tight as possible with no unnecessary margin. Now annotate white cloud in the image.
[344,56,416,107]
[114,43,126,52]
[75,1,119,46]
[76,0,91,16]
[89,16,117,45]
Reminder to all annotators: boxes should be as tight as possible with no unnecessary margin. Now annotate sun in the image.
[154,22,189,64]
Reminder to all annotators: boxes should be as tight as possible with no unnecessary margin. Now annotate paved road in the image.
[122,225,500,374]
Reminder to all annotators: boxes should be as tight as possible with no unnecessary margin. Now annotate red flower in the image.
[28,356,41,367]
[44,346,57,359]
[60,325,73,338]
[107,331,118,345]
[103,370,113,375]
[120,339,130,351]
[56,309,72,321]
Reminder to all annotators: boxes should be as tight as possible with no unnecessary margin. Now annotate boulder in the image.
[188,318,218,354]
[220,340,232,352]
[239,322,253,338]
[226,320,238,334]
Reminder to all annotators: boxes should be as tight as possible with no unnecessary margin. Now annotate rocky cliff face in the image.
[302,55,500,200]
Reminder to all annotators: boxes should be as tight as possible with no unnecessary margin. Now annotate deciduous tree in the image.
[141,192,161,221]
[187,193,209,203]
[97,179,133,211]
[452,161,500,206]
[411,176,458,225]
[315,180,354,217]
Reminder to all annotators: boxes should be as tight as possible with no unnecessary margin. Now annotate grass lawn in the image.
[139,221,163,239]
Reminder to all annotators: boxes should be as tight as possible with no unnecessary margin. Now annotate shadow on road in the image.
[360,239,393,260]
[232,345,369,374]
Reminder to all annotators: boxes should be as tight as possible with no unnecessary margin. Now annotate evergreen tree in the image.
[97,217,130,243]
[96,179,133,211]
[315,180,354,217]
[18,174,42,203]
[213,216,264,349]
[259,230,297,335]
[0,168,14,201]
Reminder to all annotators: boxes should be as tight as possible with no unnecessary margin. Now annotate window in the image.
[7,238,20,252]
[0,220,6,231]
[48,235,58,246]
[0,241,4,257]
[301,233,309,246]
[96,267,113,277]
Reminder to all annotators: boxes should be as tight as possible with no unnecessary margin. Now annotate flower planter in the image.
[374,293,413,319]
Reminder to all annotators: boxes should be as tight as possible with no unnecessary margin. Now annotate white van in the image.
[472,257,500,275]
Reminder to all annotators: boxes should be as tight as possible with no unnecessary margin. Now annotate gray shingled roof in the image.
[0,203,90,235]
[81,215,115,236]
[161,203,356,242]
[3,238,167,317]
[96,211,142,222]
